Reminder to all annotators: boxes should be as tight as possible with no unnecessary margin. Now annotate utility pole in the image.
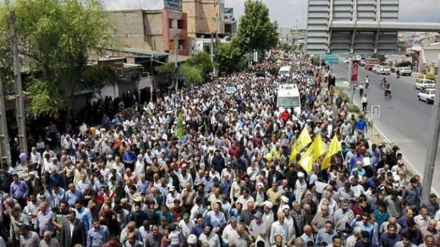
[422,57,440,200]
[348,57,353,103]
[0,71,11,166]
[9,11,28,157]
[174,35,178,92]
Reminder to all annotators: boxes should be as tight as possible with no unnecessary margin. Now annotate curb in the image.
[341,87,422,179]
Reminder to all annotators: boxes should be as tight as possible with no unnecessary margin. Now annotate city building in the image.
[223,7,237,36]
[109,7,189,56]
[278,27,306,46]
[182,0,225,38]
[306,0,399,55]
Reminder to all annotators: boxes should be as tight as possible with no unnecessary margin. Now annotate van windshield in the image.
[277,96,300,108]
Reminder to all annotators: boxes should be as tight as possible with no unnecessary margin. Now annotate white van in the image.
[278,66,292,78]
[276,84,301,115]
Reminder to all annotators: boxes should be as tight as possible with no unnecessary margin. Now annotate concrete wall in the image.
[110,10,149,50]
[182,0,224,37]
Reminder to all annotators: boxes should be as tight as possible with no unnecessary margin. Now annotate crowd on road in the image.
[1,53,440,247]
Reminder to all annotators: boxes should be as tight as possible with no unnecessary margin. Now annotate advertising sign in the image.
[164,0,182,11]
[351,62,359,82]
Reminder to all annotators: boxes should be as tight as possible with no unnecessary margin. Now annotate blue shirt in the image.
[10,180,29,199]
[87,225,109,247]
[65,189,82,206]
[123,151,136,164]
[36,210,54,236]
[75,207,93,232]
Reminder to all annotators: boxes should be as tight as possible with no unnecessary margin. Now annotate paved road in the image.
[331,63,440,193]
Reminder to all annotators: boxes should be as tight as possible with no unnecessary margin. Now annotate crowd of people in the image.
[0,54,440,247]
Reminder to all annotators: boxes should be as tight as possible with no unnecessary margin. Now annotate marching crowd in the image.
[0,55,440,247]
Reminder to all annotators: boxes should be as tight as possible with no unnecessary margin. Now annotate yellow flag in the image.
[289,128,312,161]
[321,135,342,170]
[299,133,327,174]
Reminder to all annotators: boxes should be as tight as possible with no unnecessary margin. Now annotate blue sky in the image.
[103,0,440,28]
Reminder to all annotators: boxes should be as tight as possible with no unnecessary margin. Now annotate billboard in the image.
[351,62,359,82]
[164,0,182,11]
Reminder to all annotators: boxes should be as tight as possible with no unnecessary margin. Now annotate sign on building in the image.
[164,0,182,12]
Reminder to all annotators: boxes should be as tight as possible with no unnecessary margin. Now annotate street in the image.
[332,63,440,192]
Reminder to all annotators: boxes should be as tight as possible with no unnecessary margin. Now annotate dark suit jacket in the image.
[25,177,41,195]
[60,219,86,247]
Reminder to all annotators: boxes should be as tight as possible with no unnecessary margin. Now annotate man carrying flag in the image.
[299,133,327,174]
[289,128,312,162]
[321,135,342,170]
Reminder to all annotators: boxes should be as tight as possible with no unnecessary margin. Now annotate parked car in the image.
[359,59,366,66]
[416,74,437,83]
[379,66,391,75]
[415,79,435,90]
[372,65,382,73]
[398,67,412,76]
[418,88,436,104]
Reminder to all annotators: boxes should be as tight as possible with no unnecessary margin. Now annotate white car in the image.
[418,88,436,104]
[378,66,391,75]
[372,65,382,73]
[415,79,435,90]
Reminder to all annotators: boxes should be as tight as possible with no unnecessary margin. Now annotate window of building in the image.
[169,19,173,28]
[178,40,185,50]
[177,20,185,29]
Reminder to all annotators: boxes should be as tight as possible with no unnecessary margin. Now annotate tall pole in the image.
[421,57,440,200]
[9,11,28,158]
[174,35,178,92]
[348,58,353,103]
[0,71,11,166]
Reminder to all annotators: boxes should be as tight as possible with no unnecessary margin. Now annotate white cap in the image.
[298,172,305,177]
[187,234,197,244]
[263,201,273,209]
[281,196,289,203]
[281,205,290,211]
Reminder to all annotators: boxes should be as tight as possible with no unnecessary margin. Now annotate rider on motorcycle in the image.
[384,82,391,97]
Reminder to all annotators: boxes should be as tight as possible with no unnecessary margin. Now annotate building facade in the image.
[223,7,237,36]
[306,0,399,55]
[109,9,189,56]
[182,0,225,38]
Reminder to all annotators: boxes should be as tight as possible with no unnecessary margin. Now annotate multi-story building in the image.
[306,0,399,55]
[223,7,237,36]
[109,8,189,56]
[182,0,225,38]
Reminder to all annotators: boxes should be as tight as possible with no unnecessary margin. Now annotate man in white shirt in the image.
[199,224,220,247]
[221,216,239,245]
[270,212,290,245]
[178,213,194,240]
[30,147,42,170]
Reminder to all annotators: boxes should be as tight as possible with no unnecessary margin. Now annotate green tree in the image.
[0,0,114,116]
[185,52,215,76]
[180,64,203,85]
[81,64,120,100]
[235,0,278,56]
[216,40,247,75]
[371,53,387,63]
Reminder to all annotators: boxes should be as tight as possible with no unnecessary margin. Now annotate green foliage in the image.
[216,40,247,75]
[155,62,177,75]
[27,78,65,116]
[185,52,215,76]
[235,0,278,56]
[279,43,296,53]
[180,64,203,85]
[396,61,412,68]
[311,56,321,66]
[81,64,119,97]
[371,53,387,63]
[0,0,114,116]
